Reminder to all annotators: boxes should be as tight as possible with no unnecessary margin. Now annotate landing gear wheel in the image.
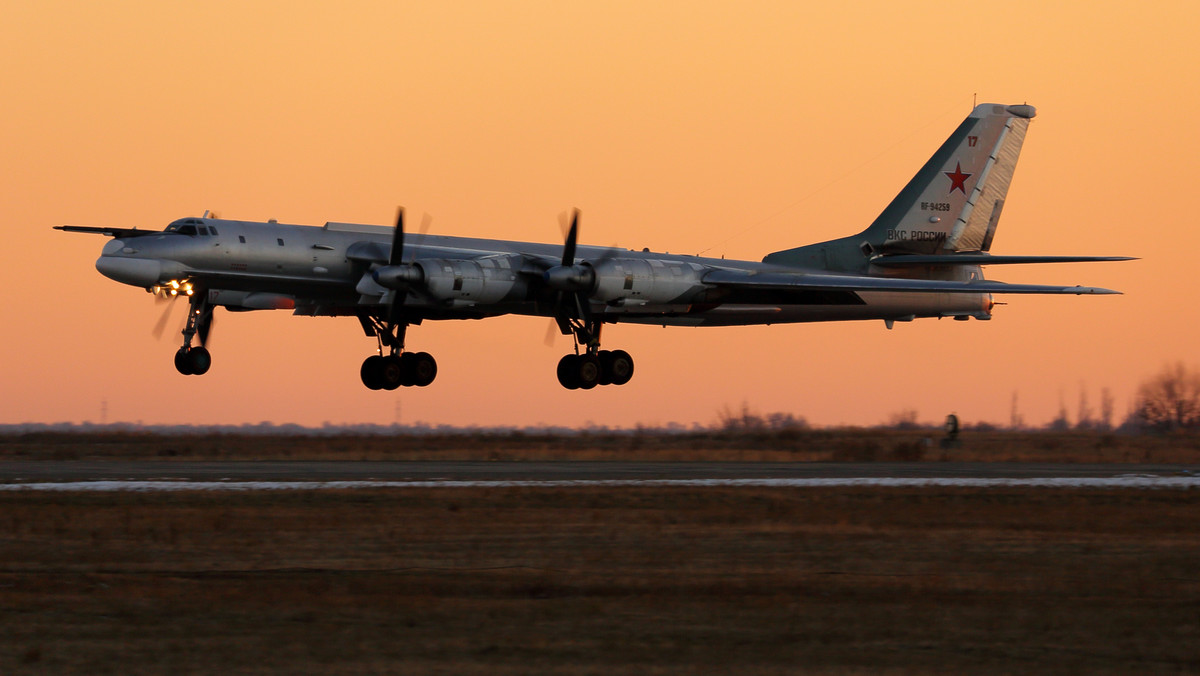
[398,353,418,387]
[360,355,386,390]
[607,349,634,386]
[174,348,194,376]
[575,354,601,390]
[596,350,614,386]
[378,355,405,391]
[174,347,211,376]
[186,346,211,376]
[557,355,580,390]
[410,352,437,387]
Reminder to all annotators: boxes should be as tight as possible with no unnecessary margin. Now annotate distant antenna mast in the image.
[973,92,977,108]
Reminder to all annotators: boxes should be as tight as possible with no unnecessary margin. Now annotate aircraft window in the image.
[238,235,246,243]
[166,218,204,233]
[198,226,209,236]
[277,238,285,246]
[209,226,219,236]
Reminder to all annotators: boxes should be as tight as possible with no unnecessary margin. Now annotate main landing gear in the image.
[555,318,634,390]
[358,317,437,390]
[174,295,214,376]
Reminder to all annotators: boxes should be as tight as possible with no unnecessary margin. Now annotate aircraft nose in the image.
[95,255,162,287]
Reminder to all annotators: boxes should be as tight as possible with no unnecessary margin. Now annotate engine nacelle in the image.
[372,264,424,289]
[590,258,706,304]
[418,256,526,305]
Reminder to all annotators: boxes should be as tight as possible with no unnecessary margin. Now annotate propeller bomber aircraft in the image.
[59,103,1131,391]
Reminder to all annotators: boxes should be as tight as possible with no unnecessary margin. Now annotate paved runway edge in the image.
[2,461,1199,489]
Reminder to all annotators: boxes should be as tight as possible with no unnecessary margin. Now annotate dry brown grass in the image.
[3,428,1200,463]
[1,486,1198,674]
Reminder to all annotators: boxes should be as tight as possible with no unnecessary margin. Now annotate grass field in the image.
[2,484,1199,674]
[3,428,1200,463]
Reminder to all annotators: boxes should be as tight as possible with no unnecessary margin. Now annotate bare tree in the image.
[1048,391,1071,430]
[887,408,921,430]
[1076,384,1094,430]
[1099,387,1115,431]
[1132,363,1200,431]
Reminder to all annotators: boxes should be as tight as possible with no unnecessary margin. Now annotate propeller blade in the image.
[561,209,579,267]
[407,212,432,264]
[389,207,405,266]
[151,300,175,339]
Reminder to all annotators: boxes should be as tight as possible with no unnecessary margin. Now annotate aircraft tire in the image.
[174,348,194,376]
[596,351,614,385]
[360,355,386,390]
[187,346,211,376]
[557,355,580,390]
[397,353,418,387]
[607,350,634,386]
[576,354,601,390]
[411,352,437,387]
[379,355,405,391]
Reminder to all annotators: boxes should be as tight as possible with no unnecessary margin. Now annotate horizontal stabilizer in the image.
[704,269,1121,295]
[55,225,161,238]
[871,254,1137,267]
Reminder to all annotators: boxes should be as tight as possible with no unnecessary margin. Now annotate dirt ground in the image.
[2,484,1198,674]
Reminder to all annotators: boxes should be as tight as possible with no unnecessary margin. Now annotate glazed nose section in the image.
[96,254,161,287]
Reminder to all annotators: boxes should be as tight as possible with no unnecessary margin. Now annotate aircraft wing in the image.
[870,254,1137,267]
[55,225,162,238]
[702,269,1121,296]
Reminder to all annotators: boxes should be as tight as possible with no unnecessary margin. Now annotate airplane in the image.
[58,103,1131,391]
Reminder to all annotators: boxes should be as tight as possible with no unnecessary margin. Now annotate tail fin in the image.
[764,103,1036,270]
[865,102,1035,254]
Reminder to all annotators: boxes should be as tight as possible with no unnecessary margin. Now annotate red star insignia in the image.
[944,162,972,194]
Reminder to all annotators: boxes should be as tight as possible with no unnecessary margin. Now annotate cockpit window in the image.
[165,218,204,236]
[198,226,209,236]
[209,226,219,236]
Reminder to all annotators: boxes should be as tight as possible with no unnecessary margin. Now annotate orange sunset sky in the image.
[1,1,1196,429]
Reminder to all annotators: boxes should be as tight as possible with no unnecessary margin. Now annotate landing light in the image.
[151,279,194,298]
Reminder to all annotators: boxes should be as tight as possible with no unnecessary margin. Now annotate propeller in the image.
[372,207,432,323]
[542,209,622,341]
[543,210,590,333]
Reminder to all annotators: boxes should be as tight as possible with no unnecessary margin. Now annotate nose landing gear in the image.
[174,295,214,376]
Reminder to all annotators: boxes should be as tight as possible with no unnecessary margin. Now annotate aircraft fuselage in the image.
[95,217,990,327]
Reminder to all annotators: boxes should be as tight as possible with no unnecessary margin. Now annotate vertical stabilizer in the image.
[865,103,1035,254]
[764,103,1036,271]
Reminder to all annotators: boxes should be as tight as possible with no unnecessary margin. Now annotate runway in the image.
[1,461,1198,491]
